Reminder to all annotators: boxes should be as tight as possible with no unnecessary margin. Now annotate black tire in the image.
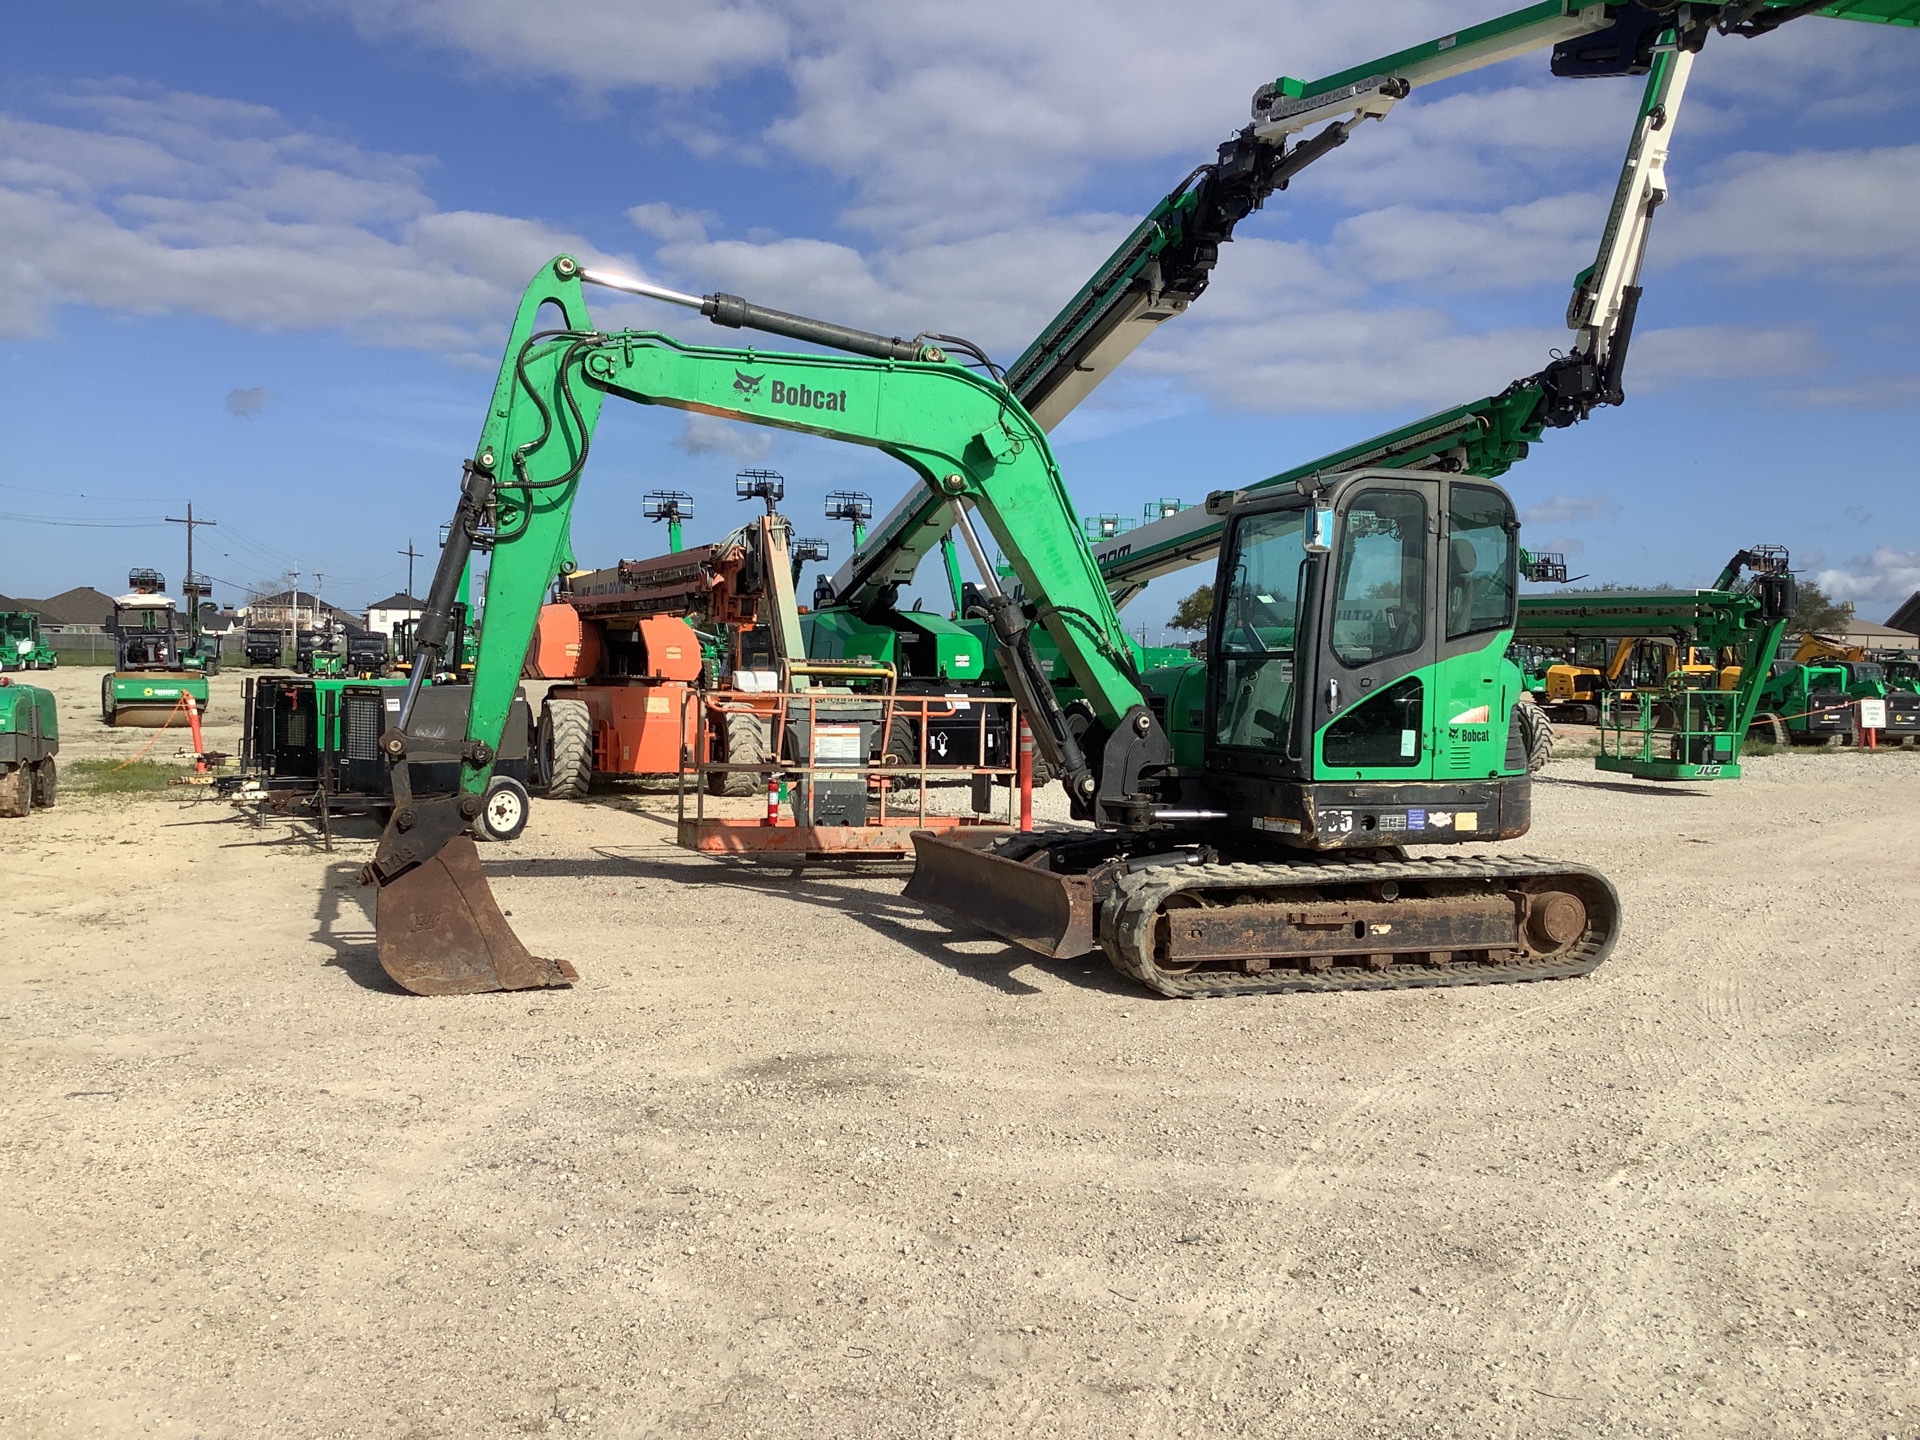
[882,714,918,793]
[538,697,592,800]
[30,758,55,810]
[476,775,530,842]
[1517,697,1554,773]
[711,712,770,797]
[1747,712,1788,747]
[0,764,29,819]
[100,674,115,727]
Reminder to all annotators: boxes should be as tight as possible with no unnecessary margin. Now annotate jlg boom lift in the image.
[818,0,1909,640]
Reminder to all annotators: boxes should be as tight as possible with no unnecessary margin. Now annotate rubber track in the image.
[1099,852,1620,999]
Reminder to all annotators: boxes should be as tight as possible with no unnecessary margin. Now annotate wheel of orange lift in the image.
[538,697,592,800]
[712,712,770,797]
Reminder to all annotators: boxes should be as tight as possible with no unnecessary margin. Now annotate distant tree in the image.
[1789,577,1853,636]
[1168,584,1213,632]
[1551,580,1684,595]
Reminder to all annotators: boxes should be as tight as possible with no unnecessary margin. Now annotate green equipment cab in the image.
[0,612,57,672]
[103,579,212,727]
[0,677,58,817]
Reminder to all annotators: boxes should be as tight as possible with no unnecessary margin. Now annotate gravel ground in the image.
[3,667,1917,1438]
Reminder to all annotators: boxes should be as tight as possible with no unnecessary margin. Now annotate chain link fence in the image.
[45,633,251,666]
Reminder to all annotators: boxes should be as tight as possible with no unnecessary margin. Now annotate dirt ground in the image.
[3,666,1917,1438]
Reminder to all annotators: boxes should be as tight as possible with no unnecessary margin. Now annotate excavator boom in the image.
[367,257,1168,993]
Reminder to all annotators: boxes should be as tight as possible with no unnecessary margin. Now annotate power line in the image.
[0,511,168,529]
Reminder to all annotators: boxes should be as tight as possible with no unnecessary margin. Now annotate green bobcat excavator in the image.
[362,0,1914,999]
[365,256,1617,998]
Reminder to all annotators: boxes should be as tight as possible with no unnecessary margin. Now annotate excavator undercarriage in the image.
[908,834,1618,998]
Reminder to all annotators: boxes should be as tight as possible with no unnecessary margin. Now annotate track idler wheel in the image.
[373,836,577,995]
[1522,887,1588,957]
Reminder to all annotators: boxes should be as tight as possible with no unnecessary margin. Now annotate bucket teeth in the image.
[374,836,576,995]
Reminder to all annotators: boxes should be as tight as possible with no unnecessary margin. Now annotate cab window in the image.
[1446,484,1517,640]
[1331,489,1427,668]
[1213,506,1306,751]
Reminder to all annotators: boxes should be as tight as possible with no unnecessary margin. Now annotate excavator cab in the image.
[1196,471,1530,847]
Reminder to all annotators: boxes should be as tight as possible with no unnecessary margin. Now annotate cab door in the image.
[1428,479,1520,780]
[1310,477,1439,782]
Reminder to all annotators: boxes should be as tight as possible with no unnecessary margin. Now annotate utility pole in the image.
[165,502,217,653]
[398,540,422,608]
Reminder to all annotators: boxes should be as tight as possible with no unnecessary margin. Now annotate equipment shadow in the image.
[312,856,409,994]
[1534,774,1708,799]
[487,848,1139,999]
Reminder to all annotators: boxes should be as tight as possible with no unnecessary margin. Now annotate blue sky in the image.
[3,1,1917,637]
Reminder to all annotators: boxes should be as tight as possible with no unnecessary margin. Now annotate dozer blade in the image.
[905,830,1098,959]
[374,835,578,996]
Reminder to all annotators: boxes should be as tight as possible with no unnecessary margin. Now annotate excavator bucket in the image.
[905,830,1099,959]
[373,836,578,995]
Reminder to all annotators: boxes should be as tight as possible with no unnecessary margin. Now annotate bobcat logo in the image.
[733,370,764,399]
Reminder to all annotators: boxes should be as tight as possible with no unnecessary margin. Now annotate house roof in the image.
[1887,592,1920,636]
[366,592,424,612]
[32,586,117,627]
[1831,618,1919,648]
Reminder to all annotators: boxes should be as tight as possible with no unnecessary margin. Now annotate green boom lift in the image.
[1512,548,1796,778]
[820,0,1908,637]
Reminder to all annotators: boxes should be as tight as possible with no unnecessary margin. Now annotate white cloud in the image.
[1659,145,1920,282]
[1624,325,1822,387]
[1137,305,1560,413]
[0,87,637,355]
[225,386,273,418]
[1813,546,1920,613]
[628,202,716,245]
[1781,373,1920,408]
[271,0,791,91]
[1332,190,1604,292]
[1522,494,1616,527]
[273,0,1528,241]
[670,412,773,462]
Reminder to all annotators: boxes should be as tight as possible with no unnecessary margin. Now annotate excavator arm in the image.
[367,257,1168,993]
